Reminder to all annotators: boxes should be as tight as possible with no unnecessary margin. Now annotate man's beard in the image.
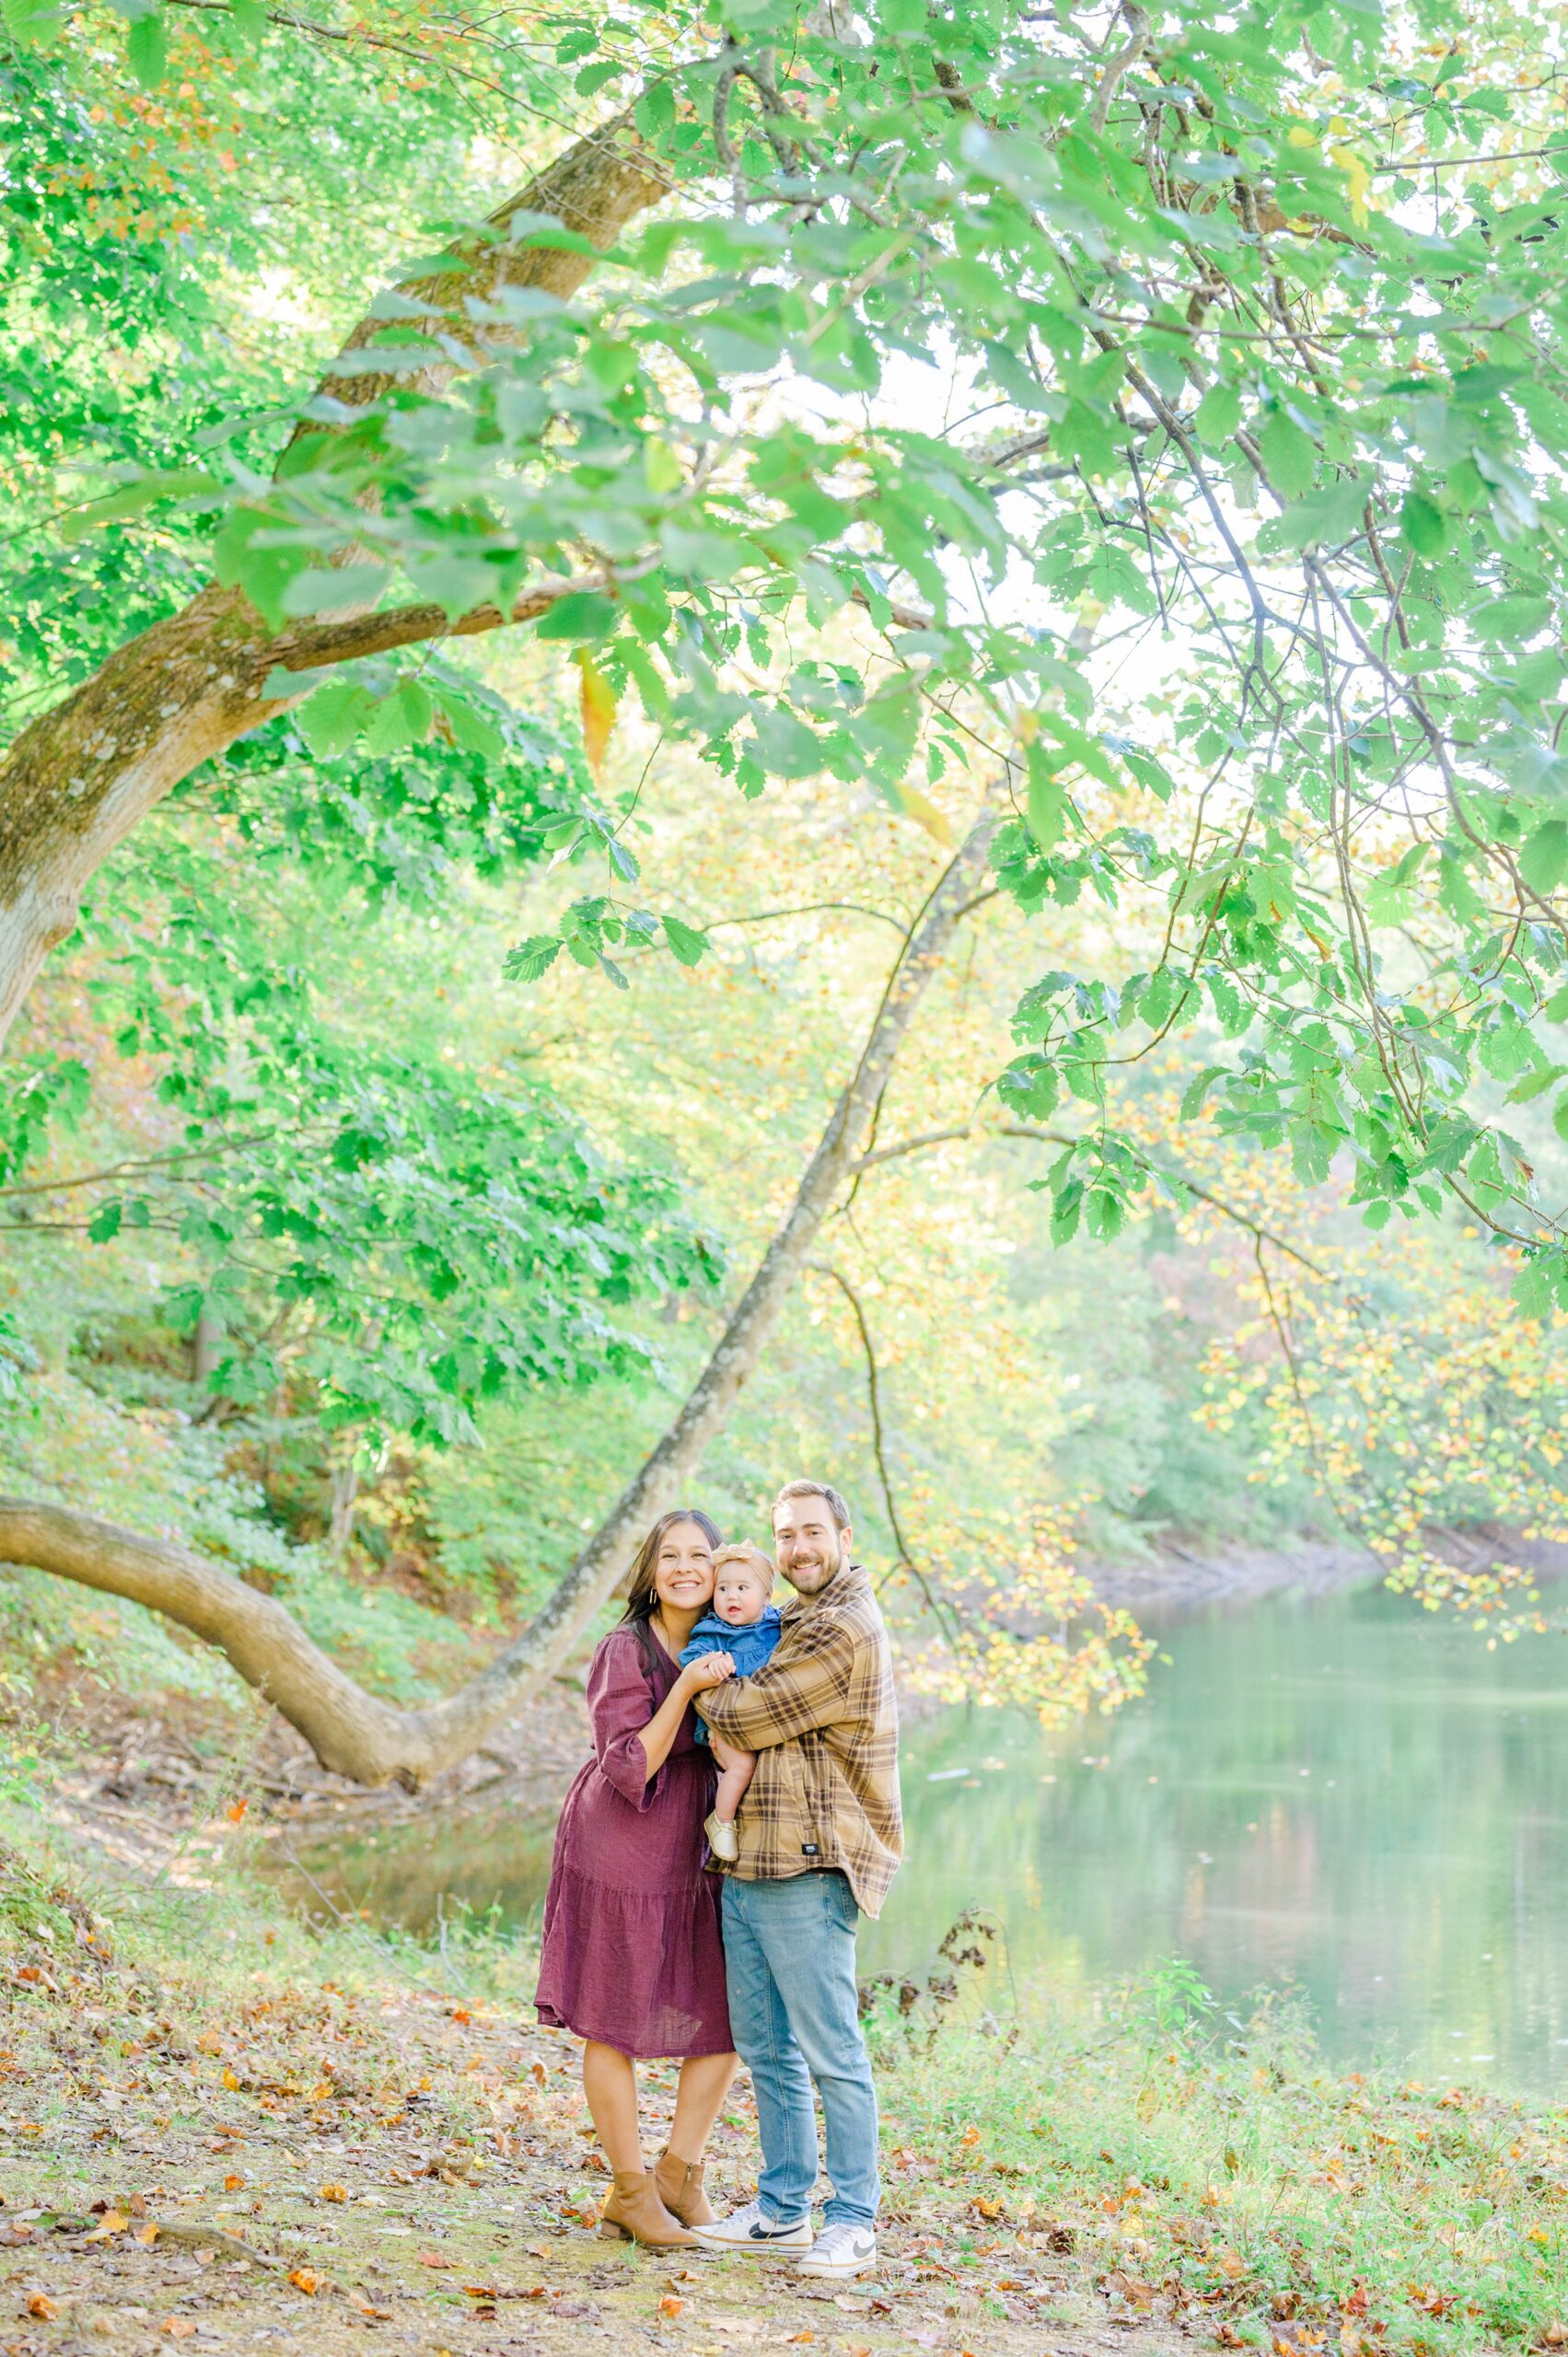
[787,1550,841,1593]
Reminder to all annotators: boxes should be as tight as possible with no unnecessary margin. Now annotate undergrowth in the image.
[871,1948,1568,2356]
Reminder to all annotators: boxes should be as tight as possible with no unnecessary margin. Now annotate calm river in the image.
[282,1584,1568,2094]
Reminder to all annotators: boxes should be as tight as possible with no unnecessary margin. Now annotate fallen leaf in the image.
[136,2223,159,2246]
[463,2285,497,2299]
[348,2294,392,2320]
[27,2293,59,2318]
[417,2250,452,2269]
[222,2175,244,2193]
[221,2069,240,2092]
[161,2323,196,2340]
[226,1799,249,1823]
[317,2184,347,2203]
[83,2212,129,2243]
[658,2294,684,2318]
[286,2268,321,2295]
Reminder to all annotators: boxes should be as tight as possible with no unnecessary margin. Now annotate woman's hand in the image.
[682,1651,736,1690]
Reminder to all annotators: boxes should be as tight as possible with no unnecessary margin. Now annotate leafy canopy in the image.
[15,0,1566,1312]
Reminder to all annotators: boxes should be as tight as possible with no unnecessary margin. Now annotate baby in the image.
[679,1541,783,1864]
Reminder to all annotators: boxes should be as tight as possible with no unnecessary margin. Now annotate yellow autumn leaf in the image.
[888,781,955,847]
[1329,143,1372,226]
[574,650,618,781]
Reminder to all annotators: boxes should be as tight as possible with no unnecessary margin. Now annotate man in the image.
[691,1480,900,2282]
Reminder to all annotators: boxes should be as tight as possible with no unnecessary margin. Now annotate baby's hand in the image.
[684,1651,736,1689]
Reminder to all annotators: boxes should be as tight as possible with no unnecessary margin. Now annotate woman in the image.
[534,1507,739,2249]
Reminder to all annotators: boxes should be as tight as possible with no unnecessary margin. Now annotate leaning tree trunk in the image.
[0,118,664,1050]
[0,798,998,1786]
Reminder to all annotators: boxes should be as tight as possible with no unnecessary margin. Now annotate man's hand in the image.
[681,1651,736,1691]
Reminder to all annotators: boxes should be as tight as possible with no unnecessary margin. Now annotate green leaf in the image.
[1519,820,1568,898]
[662,915,707,969]
[1026,743,1066,853]
[296,680,375,758]
[997,1054,1059,1120]
[2,0,62,43]
[1179,1064,1228,1120]
[634,80,676,138]
[1257,411,1318,500]
[1193,381,1241,444]
[87,1201,123,1243]
[363,679,434,755]
[60,468,216,540]
[1363,841,1430,927]
[1473,594,1553,644]
[438,693,507,762]
[1400,491,1447,556]
[279,563,390,619]
[126,8,167,86]
[503,936,563,983]
[1039,711,1118,787]
[536,591,619,642]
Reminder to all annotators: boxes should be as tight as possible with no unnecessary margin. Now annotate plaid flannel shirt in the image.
[696,1561,901,1918]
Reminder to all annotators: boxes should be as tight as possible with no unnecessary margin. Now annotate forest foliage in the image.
[5,0,1568,1726]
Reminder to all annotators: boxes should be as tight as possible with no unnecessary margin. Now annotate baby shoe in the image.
[704,1810,739,1863]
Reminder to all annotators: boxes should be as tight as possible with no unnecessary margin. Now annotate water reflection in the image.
[275,1585,1568,2092]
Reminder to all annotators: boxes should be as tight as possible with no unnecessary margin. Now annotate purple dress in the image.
[534,1626,733,2059]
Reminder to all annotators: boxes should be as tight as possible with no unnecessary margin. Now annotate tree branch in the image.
[0,799,1003,1785]
[846,1118,1332,1278]
[811,1264,963,1650]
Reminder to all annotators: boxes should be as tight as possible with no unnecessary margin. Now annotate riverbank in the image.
[3,1808,1565,2357]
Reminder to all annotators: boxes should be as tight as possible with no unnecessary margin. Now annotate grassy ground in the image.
[1,1802,1564,2357]
[0,1810,1179,2357]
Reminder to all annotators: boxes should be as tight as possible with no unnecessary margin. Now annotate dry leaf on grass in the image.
[286,2267,321,2295]
[26,2293,59,2319]
[317,2183,347,2202]
[658,2294,684,2317]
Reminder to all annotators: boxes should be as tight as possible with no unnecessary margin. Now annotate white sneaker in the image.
[703,1809,738,1863]
[690,2198,813,2256]
[797,2220,877,2278]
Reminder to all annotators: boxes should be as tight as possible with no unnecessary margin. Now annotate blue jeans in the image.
[721,1872,880,2228]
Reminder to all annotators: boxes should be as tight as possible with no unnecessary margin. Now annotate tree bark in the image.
[0,796,999,1786]
[0,116,664,1051]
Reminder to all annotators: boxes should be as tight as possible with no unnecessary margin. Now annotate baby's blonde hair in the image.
[712,1540,774,1588]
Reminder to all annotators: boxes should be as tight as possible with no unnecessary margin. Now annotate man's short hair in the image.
[772,1479,852,1533]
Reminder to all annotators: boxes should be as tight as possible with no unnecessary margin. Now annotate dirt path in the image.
[0,1865,1189,2357]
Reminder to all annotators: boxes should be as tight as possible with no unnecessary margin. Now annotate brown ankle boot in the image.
[598,2168,695,2248]
[655,2147,715,2229]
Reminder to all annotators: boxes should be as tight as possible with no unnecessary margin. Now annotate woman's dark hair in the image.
[620,1508,723,1668]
